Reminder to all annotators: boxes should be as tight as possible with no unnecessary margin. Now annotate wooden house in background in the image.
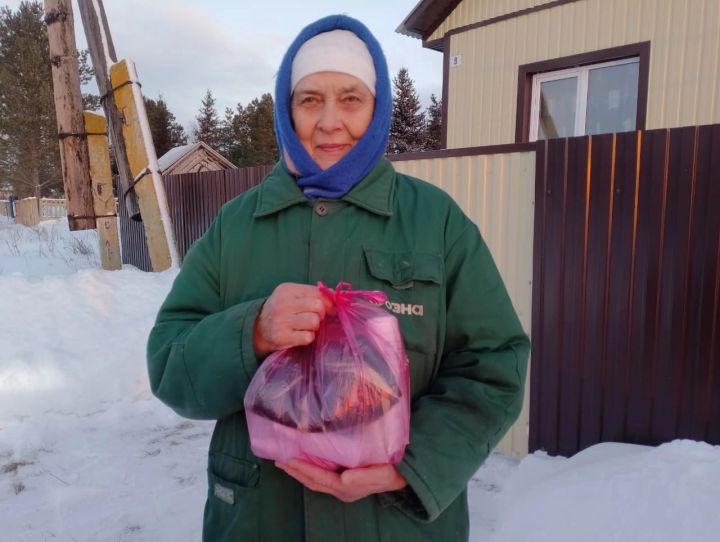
[399,0,720,147]
[390,0,720,457]
[157,141,236,176]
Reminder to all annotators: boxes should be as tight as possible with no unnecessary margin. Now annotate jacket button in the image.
[315,203,328,216]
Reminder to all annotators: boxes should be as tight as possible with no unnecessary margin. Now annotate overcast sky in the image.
[5,0,443,134]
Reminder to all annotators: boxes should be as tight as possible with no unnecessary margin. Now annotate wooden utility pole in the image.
[44,0,95,231]
[109,60,178,271]
[76,0,178,270]
[76,0,139,220]
[84,112,121,270]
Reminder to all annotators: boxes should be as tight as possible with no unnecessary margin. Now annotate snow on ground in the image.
[1,216,719,541]
[492,440,720,542]
[0,216,100,278]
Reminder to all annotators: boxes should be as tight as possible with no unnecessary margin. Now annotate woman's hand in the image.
[275,459,407,503]
[253,283,333,359]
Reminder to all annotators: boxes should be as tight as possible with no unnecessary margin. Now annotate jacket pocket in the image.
[203,452,260,541]
[363,247,443,397]
[377,488,469,542]
[363,248,442,290]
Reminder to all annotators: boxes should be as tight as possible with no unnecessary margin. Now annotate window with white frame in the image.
[529,57,640,141]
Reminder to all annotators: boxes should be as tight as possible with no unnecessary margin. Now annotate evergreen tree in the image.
[218,106,233,159]
[424,93,443,150]
[193,89,221,149]
[219,93,278,166]
[388,67,426,154]
[0,1,97,198]
[144,95,187,157]
[218,104,246,165]
[241,93,278,166]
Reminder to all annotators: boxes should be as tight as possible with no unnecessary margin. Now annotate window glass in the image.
[538,77,577,140]
[529,57,641,141]
[586,61,639,135]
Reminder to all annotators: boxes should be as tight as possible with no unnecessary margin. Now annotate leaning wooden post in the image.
[84,112,121,270]
[76,0,140,220]
[109,60,179,271]
[44,0,95,231]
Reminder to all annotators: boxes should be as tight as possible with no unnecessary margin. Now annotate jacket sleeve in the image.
[389,220,530,521]
[146,211,264,420]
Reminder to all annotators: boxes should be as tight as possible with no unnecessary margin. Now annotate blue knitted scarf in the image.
[273,15,392,199]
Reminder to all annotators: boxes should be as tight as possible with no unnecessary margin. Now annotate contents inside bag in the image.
[244,282,410,469]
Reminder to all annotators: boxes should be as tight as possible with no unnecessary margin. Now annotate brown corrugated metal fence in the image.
[118,165,272,269]
[164,165,272,260]
[531,125,720,456]
[118,135,719,458]
[117,186,152,272]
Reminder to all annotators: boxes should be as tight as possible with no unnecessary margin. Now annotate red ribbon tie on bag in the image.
[317,281,387,307]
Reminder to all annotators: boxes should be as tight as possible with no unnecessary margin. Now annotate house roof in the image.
[396,0,462,43]
[157,142,199,172]
[157,141,236,175]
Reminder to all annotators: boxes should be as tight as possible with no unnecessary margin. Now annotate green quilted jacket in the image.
[147,158,530,541]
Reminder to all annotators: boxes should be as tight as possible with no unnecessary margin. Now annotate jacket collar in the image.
[254,158,395,217]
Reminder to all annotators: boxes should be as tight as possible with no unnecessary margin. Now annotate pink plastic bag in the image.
[244,282,410,470]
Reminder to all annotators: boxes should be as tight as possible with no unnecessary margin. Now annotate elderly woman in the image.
[147,14,529,542]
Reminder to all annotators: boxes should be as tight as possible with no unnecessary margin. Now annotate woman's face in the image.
[291,71,375,170]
